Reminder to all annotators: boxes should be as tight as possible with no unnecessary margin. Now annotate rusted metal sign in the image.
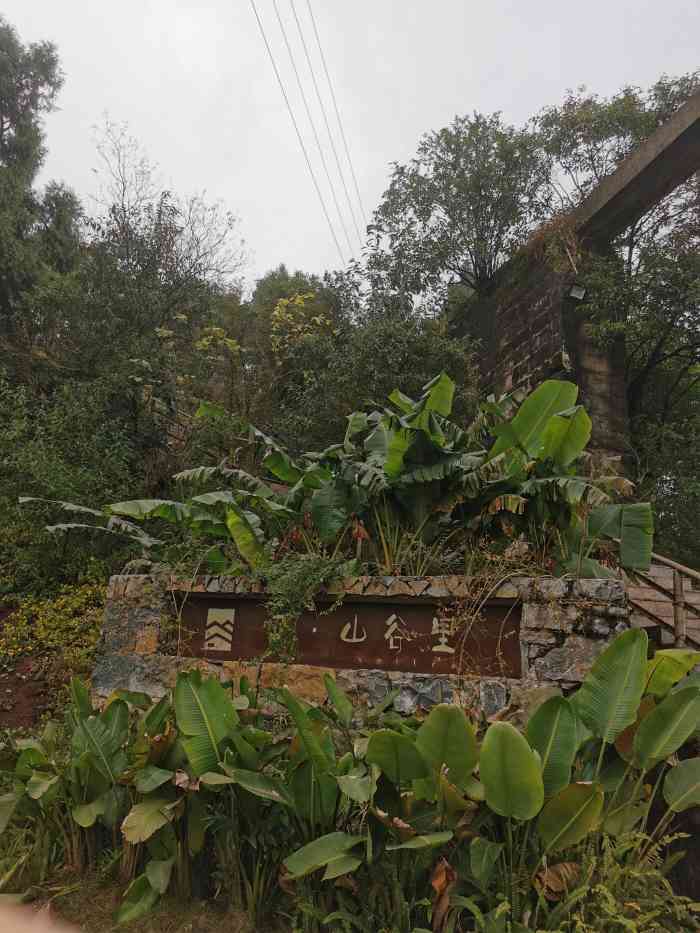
[178,595,521,678]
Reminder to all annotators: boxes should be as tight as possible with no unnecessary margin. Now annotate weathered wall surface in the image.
[93,574,630,717]
[469,251,629,459]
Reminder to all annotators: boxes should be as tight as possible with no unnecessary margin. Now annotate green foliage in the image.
[526,696,578,797]
[367,111,551,304]
[536,74,700,569]
[538,782,604,852]
[0,583,103,666]
[0,629,699,931]
[480,721,544,819]
[573,628,649,743]
[30,375,655,589]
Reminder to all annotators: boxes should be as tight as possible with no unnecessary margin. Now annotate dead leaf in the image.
[454,806,479,841]
[335,873,359,894]
[278,864,295,896]
[535,862,580,901]
[392,816,417,841]
[615,696,655,761]
[431,858,457,931]
[173,770,200,792]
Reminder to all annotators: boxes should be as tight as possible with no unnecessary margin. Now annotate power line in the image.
[305,0,368,232]
[289,0,364,250]
[271,0,354,257]
[249,0,345,265]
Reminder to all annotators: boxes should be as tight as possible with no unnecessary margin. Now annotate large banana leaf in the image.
[73,714,126,783]
[174,671,239,776]
[470,837,504,889]
[145,858,175,895]
[19,496,104,517]
[526,697,578,797]
[280,688,334,776]
[284,831,365,880]
[72,795,107,828]
[588,503,654,570]
[633,687,700,770]
[291,761,339,826]
[490,381,579,459]
[108,500,188,523]
[70,677,94,719]
[573,628,648,743]
[663,758,700,812]
[386,830,453,851]
[415,704,478,787]
[310,482,351,542]
[480,722,544,820]
[115,874,160,925]
[102,699,129,749]
[122,797,177,844]
[365,418,412,477]
[539,405,592,466]
[26,771,59,800]
[365,729,429,787]
[390,372,455,420]
[134,766,175,794]
[324,676,354,729]
[224,767,294,807]
[337,766,376,804]
[537,782,604,852]
[225,503,264,569]
[646,650,700,698]
[399,373,456,443]
[248,425,303,484]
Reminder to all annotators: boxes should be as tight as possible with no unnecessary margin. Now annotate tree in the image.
[0,16,61,178]
[0,18,79,353]
[366,112,551,307]
[0,25,247,592]
[535,74,700,566]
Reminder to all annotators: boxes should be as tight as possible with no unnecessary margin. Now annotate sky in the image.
[5,0,700,286]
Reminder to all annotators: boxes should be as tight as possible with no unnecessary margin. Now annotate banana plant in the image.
[23,373,655,577]
[1,630,698,930]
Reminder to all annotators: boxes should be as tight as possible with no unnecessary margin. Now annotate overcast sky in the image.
[5,1,699,285]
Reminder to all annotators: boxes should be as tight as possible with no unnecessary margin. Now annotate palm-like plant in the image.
[21,374,653,577]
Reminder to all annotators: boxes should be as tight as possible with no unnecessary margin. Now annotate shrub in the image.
[0,584,105,716]
[0,630,699,930]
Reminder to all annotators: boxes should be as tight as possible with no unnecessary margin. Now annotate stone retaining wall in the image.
[92,574,629,717]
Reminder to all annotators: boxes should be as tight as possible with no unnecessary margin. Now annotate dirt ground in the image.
[0,655,48,730]
[44,878,286,933]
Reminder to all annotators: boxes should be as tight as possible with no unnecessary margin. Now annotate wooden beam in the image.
[674,570,688,647]
[648,550,700,585]
[575,90,700,244]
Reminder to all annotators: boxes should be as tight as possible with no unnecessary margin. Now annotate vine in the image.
[257,554,357,662]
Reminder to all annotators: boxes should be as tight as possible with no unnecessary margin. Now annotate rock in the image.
[387,579,415,598]
[363,579,389,597]
[533,636,605,683]
[479,680,508,717]
[122,558,153,575]
[508,683,562,725]
[408,579,430,597]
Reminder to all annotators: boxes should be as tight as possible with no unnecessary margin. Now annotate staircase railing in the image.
[626,550,700,648]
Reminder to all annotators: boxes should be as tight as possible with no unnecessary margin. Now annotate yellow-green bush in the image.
[0,583,105,677]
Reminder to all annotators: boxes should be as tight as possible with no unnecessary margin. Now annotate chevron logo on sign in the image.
[204,608,236,652]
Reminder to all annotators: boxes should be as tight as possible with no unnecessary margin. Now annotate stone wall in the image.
[467,250,628,459]
[92,574,630,717]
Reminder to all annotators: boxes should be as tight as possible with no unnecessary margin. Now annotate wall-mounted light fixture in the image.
[568,283,587,301]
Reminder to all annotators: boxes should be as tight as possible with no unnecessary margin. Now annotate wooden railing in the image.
[626,551,700,648]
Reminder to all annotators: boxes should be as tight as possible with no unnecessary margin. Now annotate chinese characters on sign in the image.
[341,612,457,655]
[179,595,521,678]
